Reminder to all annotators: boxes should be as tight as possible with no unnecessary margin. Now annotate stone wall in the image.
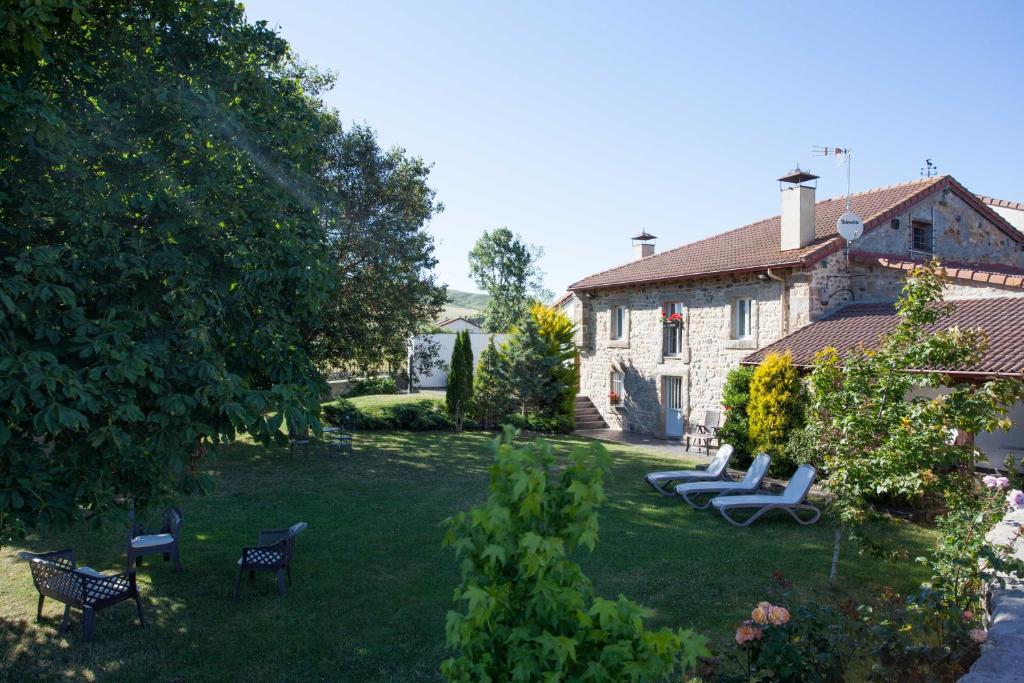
[578,274,784,433]
[575,186,1024,437]
[855,189,1024,266]
[959,508,1024,683]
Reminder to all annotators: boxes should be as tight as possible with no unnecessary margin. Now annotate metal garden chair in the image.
[126,505,184,572]
[234,522,308,598]
[18,548,145,642]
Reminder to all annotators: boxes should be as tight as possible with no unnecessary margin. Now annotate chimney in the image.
[632,230,657,259]
[778,167,819,250]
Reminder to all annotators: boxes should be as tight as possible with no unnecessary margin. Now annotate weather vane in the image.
[921,159,938,178]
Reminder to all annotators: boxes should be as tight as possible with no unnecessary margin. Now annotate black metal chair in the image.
[323,419,354,456]
[19,549,145,642]
[234,522,308,598]
[126,505,184,572]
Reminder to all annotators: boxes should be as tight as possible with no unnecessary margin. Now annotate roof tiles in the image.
[571,175,1024,291]
[742,297,1024,377]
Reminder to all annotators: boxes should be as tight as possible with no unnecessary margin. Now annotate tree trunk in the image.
[829,524,843,589]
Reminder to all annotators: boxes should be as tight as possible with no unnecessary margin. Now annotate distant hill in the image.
[441,290,488,323]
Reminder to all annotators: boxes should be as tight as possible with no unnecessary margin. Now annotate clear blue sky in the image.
[243,0,1024,295]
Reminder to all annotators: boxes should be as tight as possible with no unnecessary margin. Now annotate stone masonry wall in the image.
[855,189,1024,266]
[578,274,783,434]
[576,188,1024,436]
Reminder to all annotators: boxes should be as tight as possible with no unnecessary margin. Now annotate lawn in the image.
[346,391,444,411]
[0,427,936,682]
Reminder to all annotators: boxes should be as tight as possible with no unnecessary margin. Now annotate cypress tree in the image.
[447,331,473,432]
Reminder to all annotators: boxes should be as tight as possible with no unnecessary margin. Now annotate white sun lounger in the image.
[674,453,771,509]
[709,464,821,527]
[643,444,734,497]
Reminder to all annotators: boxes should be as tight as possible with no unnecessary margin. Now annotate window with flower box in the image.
[662,302,685,357]
[609,371,625,406]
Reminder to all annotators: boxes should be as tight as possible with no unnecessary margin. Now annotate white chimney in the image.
[778,167,818,250]
[632,230,657,259]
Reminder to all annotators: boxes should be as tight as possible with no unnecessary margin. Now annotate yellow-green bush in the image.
[748,352,805,473]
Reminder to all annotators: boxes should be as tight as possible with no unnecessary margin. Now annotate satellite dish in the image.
[837,211,864,241]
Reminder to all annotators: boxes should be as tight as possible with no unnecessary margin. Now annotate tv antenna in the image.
[813,145,862,256]
[921,158,938,178]
[812,146,852,210]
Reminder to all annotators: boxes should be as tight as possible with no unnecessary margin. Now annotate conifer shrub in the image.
[446,331,474,432]
[472,337,512,429]
[747,352,805,475]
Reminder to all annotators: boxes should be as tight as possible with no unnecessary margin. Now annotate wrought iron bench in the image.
[234,522,308,598]
[18,548,145,642]
[126,505,184,572]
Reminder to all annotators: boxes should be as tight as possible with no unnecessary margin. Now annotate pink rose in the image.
[1008,489,1024,511]
[983,474,997,488]
[970,628,987,644]
[768,605,790,626]
[735,625,763,646]
[962,610,974,621]
[995,476,1010,489]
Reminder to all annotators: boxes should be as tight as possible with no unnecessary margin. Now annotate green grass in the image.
[0,431,935,681]
[346,391,443,411]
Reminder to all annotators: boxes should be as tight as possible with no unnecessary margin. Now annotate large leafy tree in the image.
[311,124,446,374]
[468,227,550,332]
[801,261,1024,587]
[0,1,339,537]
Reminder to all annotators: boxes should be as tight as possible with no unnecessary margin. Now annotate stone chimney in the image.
[778,167,819,250]
[632,230,657,259]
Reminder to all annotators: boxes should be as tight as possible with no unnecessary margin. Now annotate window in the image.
[610,305,625,340]
[662,302,684,357]
[609,371,624,405]
[912,220,934,254]
[733,298,753,340]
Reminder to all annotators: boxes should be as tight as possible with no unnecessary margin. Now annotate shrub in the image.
[748,352,804,473]
[531,303,578,419]
[501,413,574,434]
[346,376,398,397]
[718,366,756,467]
[472,337,512,428]
[441,430,708,681]
[724,600,859,683]
[322,399,452,431]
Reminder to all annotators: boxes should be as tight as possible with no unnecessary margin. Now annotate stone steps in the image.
[574,396,608,431]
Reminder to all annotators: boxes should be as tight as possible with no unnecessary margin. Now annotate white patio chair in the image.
[643,444,734,497]
[709,464,820,527]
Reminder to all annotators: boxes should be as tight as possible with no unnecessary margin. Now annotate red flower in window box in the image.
[661,311,684,326]
[608,391,621,405]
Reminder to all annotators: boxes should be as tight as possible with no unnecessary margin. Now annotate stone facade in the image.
[575,188,1024,437]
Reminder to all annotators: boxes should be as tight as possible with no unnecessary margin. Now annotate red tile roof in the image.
[850,251,1024,289]
[742,297,1024,377]
[571,176,1024,292]
[978,195,1024,212]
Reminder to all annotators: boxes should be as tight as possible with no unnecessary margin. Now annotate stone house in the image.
[568,171,1024,440]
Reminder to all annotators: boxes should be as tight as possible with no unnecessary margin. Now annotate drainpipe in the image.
[766,268,788,336]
